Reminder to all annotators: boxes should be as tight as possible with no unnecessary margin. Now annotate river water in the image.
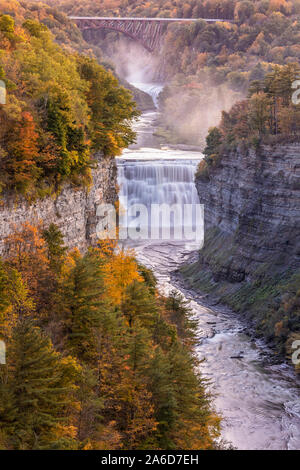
[116,83,300,450]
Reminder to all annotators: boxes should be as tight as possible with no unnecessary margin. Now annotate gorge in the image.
[1,0,300,452]
[116,83,300,450]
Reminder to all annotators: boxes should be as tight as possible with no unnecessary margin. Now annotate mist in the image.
[101,36,162,84]
[100,35,242,148]
[158,82,242,148]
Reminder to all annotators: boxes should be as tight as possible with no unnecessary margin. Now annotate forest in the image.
[0,2,223,450]
[0,223,220,449]
[0,1,138,199]
[197,62,300,181]
[193,64,300,369]
[0,0,299,452]
[51,0,300,145]
[156,0,300,145]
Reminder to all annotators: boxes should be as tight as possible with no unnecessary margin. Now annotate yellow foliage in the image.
[102,249,143,305]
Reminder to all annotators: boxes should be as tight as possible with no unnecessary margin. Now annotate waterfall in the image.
[117,156,202,240]
[118,159,200,207]
[130,82,163,107]
[116,80,203,242]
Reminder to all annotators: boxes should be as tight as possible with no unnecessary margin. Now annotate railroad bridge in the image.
[70,17,229,52]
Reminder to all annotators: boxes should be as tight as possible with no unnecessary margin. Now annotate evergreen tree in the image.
[167,343,220,449]
[122,280,157,330]
[60,252,112,362]
[0,320,80,449]
[147,347,177,449]
[204,127,222,159]
[165,290,198,347]
[42,223,67,273]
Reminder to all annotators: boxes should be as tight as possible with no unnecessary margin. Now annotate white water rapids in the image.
[116,83,300,450]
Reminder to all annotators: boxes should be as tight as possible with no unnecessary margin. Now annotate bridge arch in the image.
[70,17,230,52]
[71,18,166,52]
[83,24,155,52]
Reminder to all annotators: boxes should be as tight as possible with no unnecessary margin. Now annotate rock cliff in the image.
[0,153,118,254]
[196,143,300,281]
[182,143,300,352]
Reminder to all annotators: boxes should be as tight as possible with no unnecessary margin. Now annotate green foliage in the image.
[59,252,110,362]
[77,56,139,156]
[0,8,138,198]
[164,290,198,346]
[138,263,157,294]
[0,223,220,449]
[42,224,67,273]
[204,127,222,159]
[0,320,80,449]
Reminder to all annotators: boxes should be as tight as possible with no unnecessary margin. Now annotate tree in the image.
[147,347,177,449]
[164,290,198,347]
[166,343,220,450]
[102,249,143,306]
[248,92,270,135]
[0,320,80,449]
[42,223,67,273]
[0,265,35,340]
[59,252,111,362]
[204,127,222,159]
[7,112,40,195]
[234,1,255,23]
[122,280,157,330]
[77,56,139,156]
[4,223,51,317]
[0,14,15,41]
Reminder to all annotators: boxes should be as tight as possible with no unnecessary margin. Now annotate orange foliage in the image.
[7,111,40,193]
[4,222,51,312]
[101,249,143,306]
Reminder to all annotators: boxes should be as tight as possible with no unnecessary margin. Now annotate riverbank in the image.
[171,253,288,367]
[116,81,300,449]
[132,240,300,449]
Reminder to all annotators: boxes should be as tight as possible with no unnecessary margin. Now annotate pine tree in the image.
[122,280,157,330]
[98,324,157,449]
[167,343,220,450]
[42,223,67,273]
[147,347,178,449]
[165,290,198,347]
[60,252,112,362]
[0,320,80,449]
[76,365,104,444]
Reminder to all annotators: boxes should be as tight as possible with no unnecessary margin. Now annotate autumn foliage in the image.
[0,223,220,450]
[0,3,138,199]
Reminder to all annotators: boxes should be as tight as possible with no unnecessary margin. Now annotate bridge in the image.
[70,17,230,52]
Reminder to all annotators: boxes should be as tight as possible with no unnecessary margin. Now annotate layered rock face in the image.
[0,153,118,254]
[195,144,300,282]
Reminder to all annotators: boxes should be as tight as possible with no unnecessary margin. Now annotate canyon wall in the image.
[0,153,118,254]
[182,143,300,351]
[195,143,300,282]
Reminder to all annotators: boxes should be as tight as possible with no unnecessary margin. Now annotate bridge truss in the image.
[70,17,228,52]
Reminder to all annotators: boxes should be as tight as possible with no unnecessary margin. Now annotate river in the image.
[116,83,300,450]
